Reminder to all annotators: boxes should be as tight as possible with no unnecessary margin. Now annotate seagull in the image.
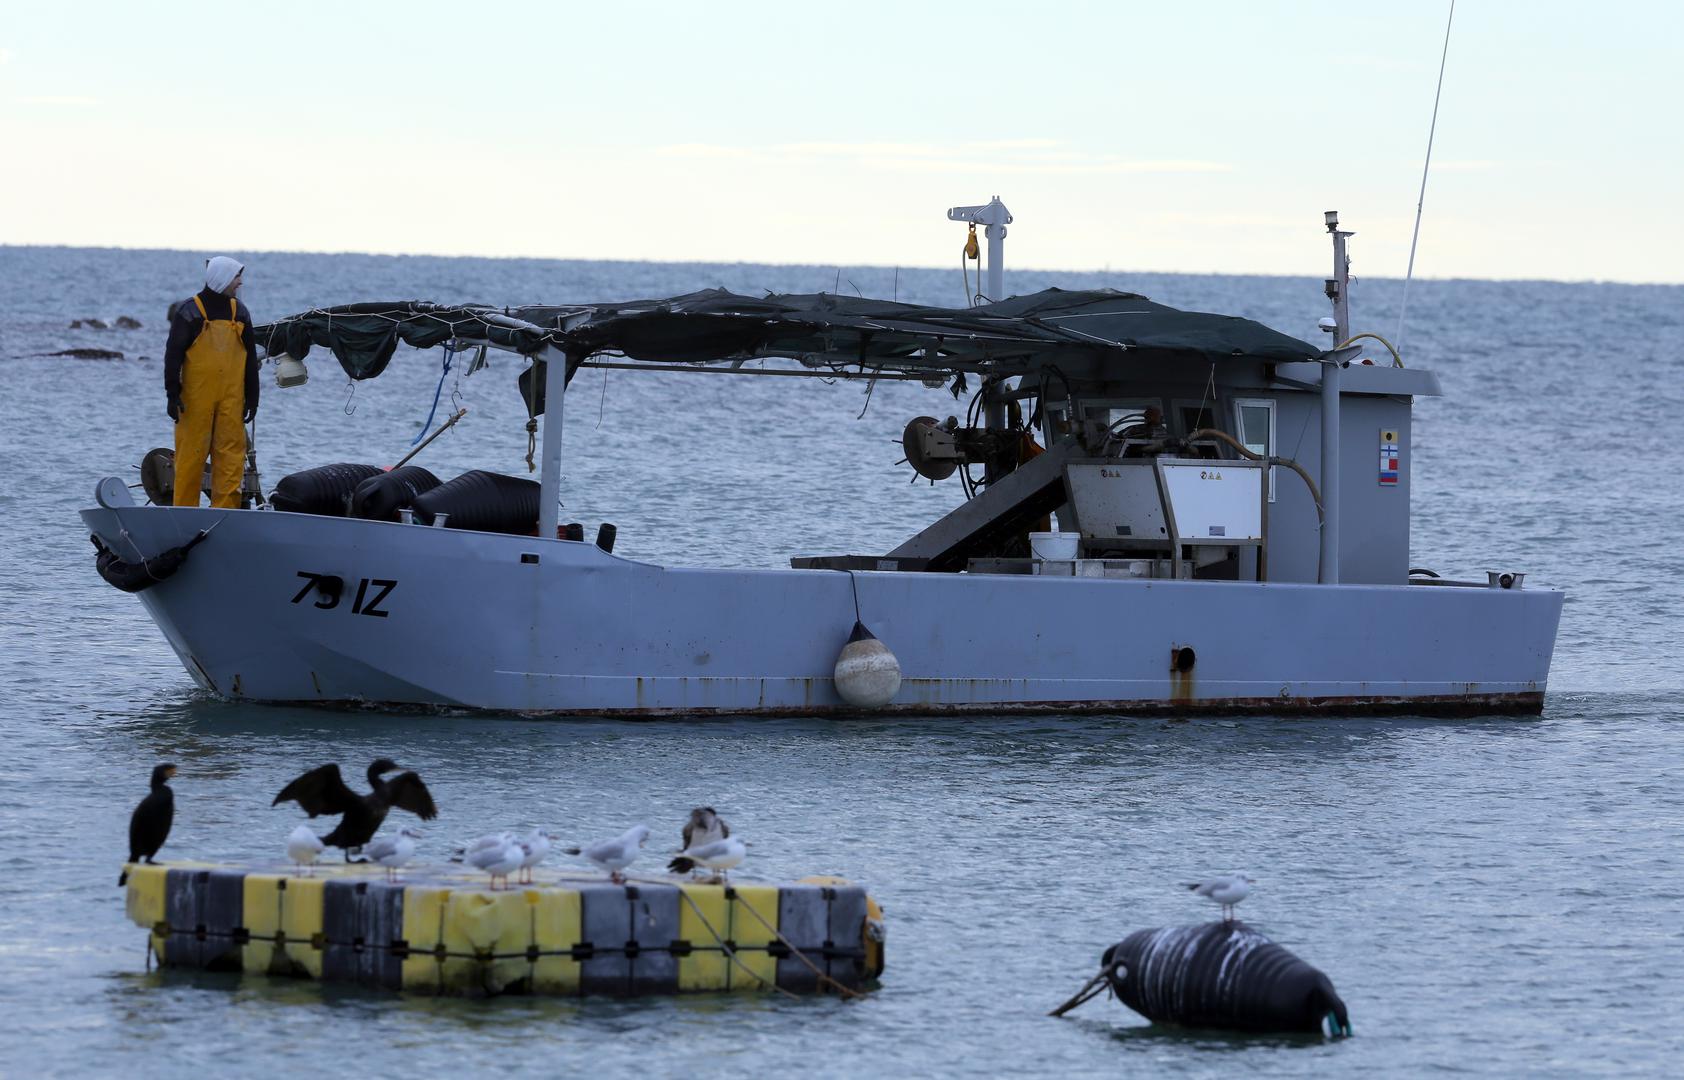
[667,807,729,875]
[468,837,527,890]
[451,831,514,864]
[121,763,177,885]
[519,829,553,884]
[272,758,438,860]
[565,825,650,883]
[1186,873,1256,921]
[287,824,325,876]
[364,827,421,881]
[672,836,747,884]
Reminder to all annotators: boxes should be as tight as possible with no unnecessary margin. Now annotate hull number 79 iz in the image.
[291,572,396,617]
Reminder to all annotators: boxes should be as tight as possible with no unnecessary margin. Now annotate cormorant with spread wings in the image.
[272,758,437,859]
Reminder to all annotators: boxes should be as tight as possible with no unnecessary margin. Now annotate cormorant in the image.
[122,763,177,884]
[272,758,437,859]
[668,807,729,874]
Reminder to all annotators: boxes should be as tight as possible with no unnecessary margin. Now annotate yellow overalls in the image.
[173,295,247,508]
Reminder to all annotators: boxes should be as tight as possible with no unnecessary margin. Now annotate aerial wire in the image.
[1396,0,1456,360]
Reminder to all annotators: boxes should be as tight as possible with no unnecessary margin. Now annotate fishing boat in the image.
[83,199,1562,715]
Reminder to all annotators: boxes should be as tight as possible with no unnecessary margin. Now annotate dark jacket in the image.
[163,288,259,413]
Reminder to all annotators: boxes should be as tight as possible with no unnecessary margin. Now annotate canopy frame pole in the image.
[537,343,572,540]
[535,314,592,539]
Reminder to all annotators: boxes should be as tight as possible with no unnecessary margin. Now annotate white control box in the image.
[1159,461,1263,541]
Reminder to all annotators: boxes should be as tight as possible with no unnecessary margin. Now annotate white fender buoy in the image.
[833,621,902,708]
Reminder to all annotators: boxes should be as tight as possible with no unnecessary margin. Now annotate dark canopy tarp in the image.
[253,288,1321,384]
[255,300,552,380]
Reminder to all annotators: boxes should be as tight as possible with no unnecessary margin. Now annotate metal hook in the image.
[343,379,357,415]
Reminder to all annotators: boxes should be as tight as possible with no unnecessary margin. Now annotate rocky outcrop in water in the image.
[67,316,142,329]
[45,347,124,360]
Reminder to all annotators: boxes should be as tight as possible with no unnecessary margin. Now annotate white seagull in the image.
[451,831,513,864]
[565,825,650,883]
[287,824,325,876]
[468,836,527,890]
[1186,873,1256,921]
[364,827,421,881]
[519,829,553,884]
[673,836,747,884]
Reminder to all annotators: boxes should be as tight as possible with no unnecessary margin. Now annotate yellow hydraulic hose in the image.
[1334,332,1404,367]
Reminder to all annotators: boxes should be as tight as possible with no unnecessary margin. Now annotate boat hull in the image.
[82,507,1563,716]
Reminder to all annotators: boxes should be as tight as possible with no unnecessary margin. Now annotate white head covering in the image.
[204,256,244,295]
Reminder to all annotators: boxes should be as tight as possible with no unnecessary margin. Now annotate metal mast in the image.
[1320,211,1355,585]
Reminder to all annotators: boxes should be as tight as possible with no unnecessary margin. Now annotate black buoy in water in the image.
[1096,921,1349,1036]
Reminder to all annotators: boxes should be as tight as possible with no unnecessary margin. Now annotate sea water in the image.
[0,246,1680,1077]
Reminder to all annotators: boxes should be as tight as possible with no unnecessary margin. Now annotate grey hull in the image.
[83,506,1562,716]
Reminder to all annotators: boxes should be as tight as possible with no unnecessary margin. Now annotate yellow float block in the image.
[399,886,450,993]
[530,888,582,995]
[241,874,288,974]
[676,883,729,991]
[729,884,780,991]
[123,864,169,963]
[440,888,532,994]
[279,877,325,978]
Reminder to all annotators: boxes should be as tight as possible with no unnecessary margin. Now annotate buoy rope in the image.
[160,914,807,974]
[732,895,865,1000]
[1048,967,1115,1017]
[117,523,215,583]
[670,887,801,1001]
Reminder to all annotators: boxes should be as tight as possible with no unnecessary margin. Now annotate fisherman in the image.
[164,256,258,507]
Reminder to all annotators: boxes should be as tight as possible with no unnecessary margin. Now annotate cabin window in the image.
[1234,398,1277,500]
[1176,403,1214,437]
[1099,400,1163,428]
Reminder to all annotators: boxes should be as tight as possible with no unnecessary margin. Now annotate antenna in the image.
[1396,0,1456,360]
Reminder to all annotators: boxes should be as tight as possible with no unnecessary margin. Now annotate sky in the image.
[1,0,1680,283]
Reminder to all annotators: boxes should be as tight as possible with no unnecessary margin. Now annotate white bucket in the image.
[1029,531,1080,561]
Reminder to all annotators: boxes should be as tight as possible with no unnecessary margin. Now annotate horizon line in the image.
[3,242,1679,290]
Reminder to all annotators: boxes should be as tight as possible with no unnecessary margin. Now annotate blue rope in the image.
[412,343,454,446]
